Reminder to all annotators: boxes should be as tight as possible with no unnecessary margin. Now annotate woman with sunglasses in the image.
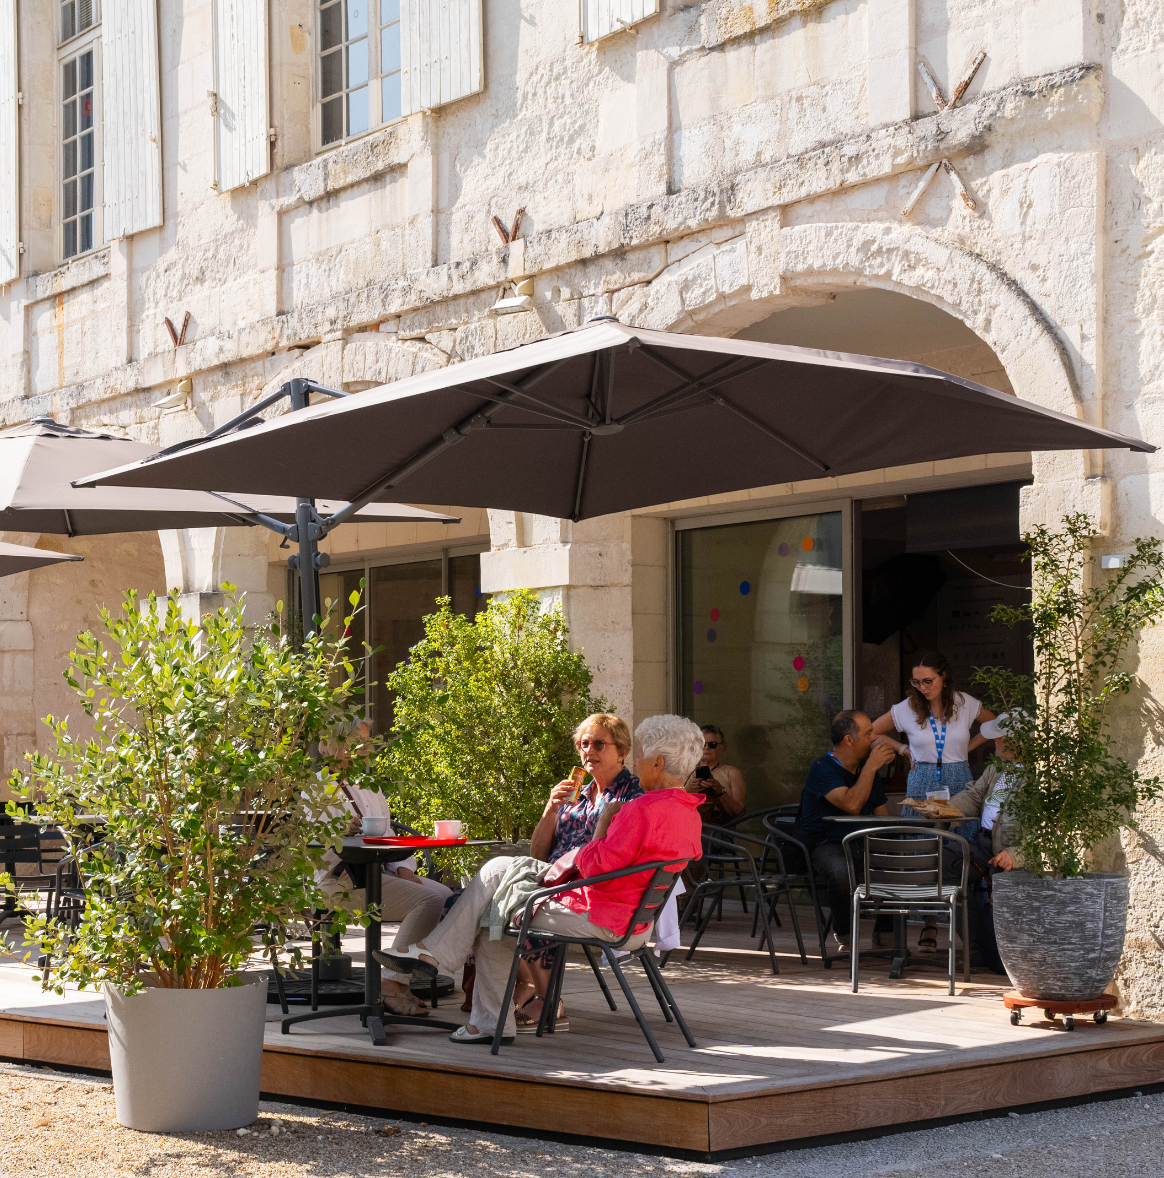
[870,651,994,953]
[684,725,747,825]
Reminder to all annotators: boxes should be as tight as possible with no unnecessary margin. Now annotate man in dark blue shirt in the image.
[799,710,895,951]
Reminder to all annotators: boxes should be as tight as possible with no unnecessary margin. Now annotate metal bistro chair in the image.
[698,806,791,920]
[0,822,64,921]
[842,825,970,996]
[491,860,696,1062]
[761,810,841,968]
[680,828,806,974]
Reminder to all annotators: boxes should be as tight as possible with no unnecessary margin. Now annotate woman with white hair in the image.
[377,714,707,1045]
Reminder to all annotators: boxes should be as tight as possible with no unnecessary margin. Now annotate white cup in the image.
[433,820,463,839]
[361,815,388,837]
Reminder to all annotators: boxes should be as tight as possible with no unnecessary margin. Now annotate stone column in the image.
[0,533,35,797]
[159,526,276,628]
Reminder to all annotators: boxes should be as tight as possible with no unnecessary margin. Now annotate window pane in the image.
[61,2,76,44]
[380,0,399,24]
[80,171,94,212]
[63,141,77,181]
[80,212,93,253]
[449,555,487,621]
[319,1,343,50]
[320,48,343,99]
[680,512,845,811]
[63,177,77,218]
[80,92,93,131]
[63,98,77,140]
[348,38,368,87]
[381,22,400,74]
[347,0,367,39]
[370,559,443,732]
[321,95,343,144]
[319,570,370,706]
[63,219,77,258]
[80,130,93,170]
[381,69,401,121]
[80,49,93,91]
[348,85,368,136]
[63,58,77,100]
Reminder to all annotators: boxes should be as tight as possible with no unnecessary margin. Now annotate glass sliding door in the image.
[679,511,844,811]
[369,558,443,729]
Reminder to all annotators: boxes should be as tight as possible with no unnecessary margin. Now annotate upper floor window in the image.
[61,42,100,259]
[319,0,370,146]
[60,0,99,44]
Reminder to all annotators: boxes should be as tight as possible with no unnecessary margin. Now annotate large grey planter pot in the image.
[993,871,1128,1002]
[105,978,267,1132]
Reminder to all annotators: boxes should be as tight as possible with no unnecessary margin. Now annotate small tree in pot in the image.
[974,513,1164,1001]
[6,587,377,1131]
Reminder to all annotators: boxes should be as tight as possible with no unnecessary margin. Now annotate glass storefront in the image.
[679,511,845,811]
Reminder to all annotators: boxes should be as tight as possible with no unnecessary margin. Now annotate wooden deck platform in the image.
[2,910,1162,1158]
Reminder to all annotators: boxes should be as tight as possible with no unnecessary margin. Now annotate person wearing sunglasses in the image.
[683,725,747,826]
[869,650,995,954]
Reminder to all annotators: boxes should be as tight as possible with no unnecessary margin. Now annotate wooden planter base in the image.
[1004,990,1118,1031]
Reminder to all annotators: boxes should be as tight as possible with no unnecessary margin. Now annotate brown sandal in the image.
[382,990,429,1018]
[514,997,569,1034]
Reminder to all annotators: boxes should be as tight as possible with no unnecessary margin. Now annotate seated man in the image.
[378,714,706,1044]
[798,710,897,951]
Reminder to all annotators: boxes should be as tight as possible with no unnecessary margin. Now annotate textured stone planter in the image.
[105,977,267,1132]
[993,871,1128,1002]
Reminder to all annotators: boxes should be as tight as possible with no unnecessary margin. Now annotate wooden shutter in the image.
[0,0,18,284]
[581,0,660,44]
[102,0,163,240]
[213,0,269,191]
[400,0,483,117]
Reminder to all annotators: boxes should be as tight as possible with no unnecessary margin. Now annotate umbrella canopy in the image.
[76,321,1154,521]
[0,541,83,578]
[2,418,460,534]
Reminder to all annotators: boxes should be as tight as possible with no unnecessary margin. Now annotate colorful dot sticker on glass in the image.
[778,542,789,557]
[792,656,805,671]
[693,680,704,695]
[797,677,809,692]
[709,608,721,622]
[707,629,717,642]
[739,580,751,595]
[801,537,814,552]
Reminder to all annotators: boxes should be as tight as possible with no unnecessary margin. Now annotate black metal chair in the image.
[679,828,805,974]
[761,811,842,968]
[491,859,696,1062]
[0,822,63,921]
[842,825,971,996]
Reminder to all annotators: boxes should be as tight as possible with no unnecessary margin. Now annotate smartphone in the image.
[568,765,587,801]
[695,766,712,781]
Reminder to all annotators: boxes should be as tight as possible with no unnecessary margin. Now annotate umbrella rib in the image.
[618,353,772,426]
[479,379,597,430]
[714,394,830,472]
[572,432,592,522]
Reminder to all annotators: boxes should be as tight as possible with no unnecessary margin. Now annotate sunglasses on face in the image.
[704,741,721,749]
[578,738,608,752]
[910,676,939,689]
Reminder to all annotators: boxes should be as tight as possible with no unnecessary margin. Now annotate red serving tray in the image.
[361,835,468,847]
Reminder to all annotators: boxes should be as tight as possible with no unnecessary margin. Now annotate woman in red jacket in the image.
[378,714,707,1044]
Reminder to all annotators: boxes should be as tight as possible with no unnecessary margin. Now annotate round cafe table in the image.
[821,814,965,980]
[280,836,498,1046]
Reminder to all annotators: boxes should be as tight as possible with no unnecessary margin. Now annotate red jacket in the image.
[564,788,704,937]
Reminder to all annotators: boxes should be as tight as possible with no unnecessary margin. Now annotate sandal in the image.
[371,945,438,978]
[514,997,569,1034]
[917,927,939,955]
[382,991,429,1018]
[449,1024,513,1046]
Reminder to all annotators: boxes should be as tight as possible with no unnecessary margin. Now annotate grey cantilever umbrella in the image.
[1,417,460,533]
[0,541,82,578]
[76,320,1155,522]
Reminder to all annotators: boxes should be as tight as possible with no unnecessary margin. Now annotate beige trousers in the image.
[319,868,452,983]
[420,856,649,1038]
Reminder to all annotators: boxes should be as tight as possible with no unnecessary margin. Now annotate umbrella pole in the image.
[294,497,322,638]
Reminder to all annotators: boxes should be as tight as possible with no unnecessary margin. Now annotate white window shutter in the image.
[213,0,269,191]
[400,0,482,117]
[103,0,163,241]
[0,0,18,285]
[581,0,660,45]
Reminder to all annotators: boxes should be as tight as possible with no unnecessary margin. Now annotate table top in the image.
[337,836,502,863]
[821,814,964,826]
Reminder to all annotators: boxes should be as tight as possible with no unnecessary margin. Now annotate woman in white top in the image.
[870,651,994,953]
[316,727,452,1018]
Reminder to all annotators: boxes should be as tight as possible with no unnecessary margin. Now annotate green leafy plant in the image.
[6,586,379,995]
[379,589,604,873]
[974,514,1164,878]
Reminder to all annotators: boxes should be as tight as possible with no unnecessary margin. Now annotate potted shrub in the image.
[6,587,375,1132]
[975,514,1164,1001]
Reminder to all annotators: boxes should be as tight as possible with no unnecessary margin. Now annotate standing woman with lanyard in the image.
[870,651,994,953]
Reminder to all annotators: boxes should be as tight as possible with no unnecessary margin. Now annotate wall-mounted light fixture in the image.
[490,279,534,315]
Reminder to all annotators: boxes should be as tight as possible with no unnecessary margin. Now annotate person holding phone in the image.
[683,724,747,825]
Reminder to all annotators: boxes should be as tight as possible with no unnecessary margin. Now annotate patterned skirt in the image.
[902,760,979,841]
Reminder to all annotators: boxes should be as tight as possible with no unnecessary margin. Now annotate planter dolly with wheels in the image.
[1004,991,1116,1031]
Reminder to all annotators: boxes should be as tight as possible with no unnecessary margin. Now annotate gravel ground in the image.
[0,1064,1160,1177]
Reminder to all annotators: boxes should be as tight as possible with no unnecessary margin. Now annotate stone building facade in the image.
[1,0,1163,1013]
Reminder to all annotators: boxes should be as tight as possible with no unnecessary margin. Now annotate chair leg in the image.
[948,900,956,996]
[583,943,617,1010]
[643,951,696,1047]
[537,946,564,1036]
[273,963,290,1015]
[784,885,807,964]
[752,867,779,976]
[685,888,720,960]
[490,937,527,1056]
[604,949,664,1063]
[962,891,971,983]
[310,913,321,1013]
[851,899,860,993]
[543,945,569,1036]
[640,953,674,1022]
[808,876,830,966]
